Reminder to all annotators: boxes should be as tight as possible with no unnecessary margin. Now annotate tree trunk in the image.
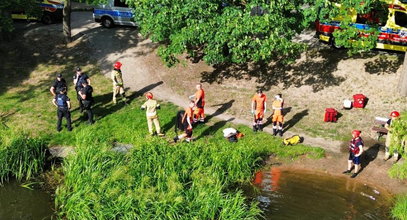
[0,9,13,41]
[399,52,407,96]
[63,0,72,43]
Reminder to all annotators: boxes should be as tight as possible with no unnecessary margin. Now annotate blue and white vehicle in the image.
[93,0,137,28]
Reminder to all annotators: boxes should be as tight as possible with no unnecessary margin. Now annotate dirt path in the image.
[68,12,344,152]
[65,12,406,193]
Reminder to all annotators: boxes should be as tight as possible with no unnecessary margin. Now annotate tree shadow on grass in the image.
[196,118,235,140]
[364,54,403,75]
[200,48,382,92]
[206,99,235,122]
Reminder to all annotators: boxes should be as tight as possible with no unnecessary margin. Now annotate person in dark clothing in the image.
[50,73,67,96]
[78,81,94,124]
[52,88,72,132]
[73,67,91,112]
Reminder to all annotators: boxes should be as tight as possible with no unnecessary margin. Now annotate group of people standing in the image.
[343,111,402,179]
[50,67,95,131]
[251,89,285,136]
[49,62,403,179]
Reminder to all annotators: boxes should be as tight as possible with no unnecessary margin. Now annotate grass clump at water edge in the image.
[0,126,47,183]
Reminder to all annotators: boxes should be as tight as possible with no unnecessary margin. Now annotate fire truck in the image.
[316,0,407,52]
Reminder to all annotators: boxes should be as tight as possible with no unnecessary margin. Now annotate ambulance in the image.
[93,0,137,28]
[316,0,407,52]
[11,0,63,24]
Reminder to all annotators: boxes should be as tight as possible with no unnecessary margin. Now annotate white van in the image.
[93,0,137,28]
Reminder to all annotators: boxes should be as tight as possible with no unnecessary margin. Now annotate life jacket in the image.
[56,94,67,108]
[349,137,363,154]
[195,89,205,108]
[283,135,301,146]
[272,99,284,115]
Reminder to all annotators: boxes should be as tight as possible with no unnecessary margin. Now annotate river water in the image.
[245,168,392,220]
[0,180,54,220]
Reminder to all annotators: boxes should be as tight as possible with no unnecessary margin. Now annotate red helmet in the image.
[145,92,153,99]
[352,130,361,137]
[114,61,122,69]
[390,111,400,117]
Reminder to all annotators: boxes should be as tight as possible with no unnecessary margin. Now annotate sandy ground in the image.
[18,11,407,193]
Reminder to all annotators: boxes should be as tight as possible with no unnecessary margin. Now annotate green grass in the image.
[392,194,407,220]
[53,98,324,219]
[0,54,325,218]
[0,126,47,183]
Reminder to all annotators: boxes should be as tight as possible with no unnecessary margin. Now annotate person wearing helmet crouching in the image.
[141,92,164,137]
[111,61,127,104]
[173,101,195,143]
[343,130,364,178]
[384,111,401,162]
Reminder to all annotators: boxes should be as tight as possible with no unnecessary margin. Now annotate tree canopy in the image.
[127,0,314,66]
[0,0,40,35]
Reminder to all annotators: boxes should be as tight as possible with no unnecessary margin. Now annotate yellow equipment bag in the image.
[283,135,301,146]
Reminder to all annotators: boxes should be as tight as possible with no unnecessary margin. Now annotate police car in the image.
[93,0,137,28]
[11,0,63,24]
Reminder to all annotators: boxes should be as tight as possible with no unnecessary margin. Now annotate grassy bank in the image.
[0,126,46,183]
[55,99,324,219]
[1,30,324,218]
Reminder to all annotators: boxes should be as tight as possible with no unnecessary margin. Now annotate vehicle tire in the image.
[102,17,114,28]
[41,14,53,25]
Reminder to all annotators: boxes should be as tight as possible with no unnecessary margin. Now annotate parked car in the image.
[93,0,137,28]
[11,0,63,24]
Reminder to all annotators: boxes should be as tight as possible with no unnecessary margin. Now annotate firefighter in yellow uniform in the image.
[111,61,127,104]
[141,92,164,136]
[272,94,284,136]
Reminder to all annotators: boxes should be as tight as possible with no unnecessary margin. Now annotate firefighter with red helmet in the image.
[384,111,401,162]
[141,92,164,136]
[343,130,364,178]
[111,61,127,104]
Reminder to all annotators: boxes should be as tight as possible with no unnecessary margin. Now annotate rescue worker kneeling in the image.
[52,88,72,132]
[174,101,195,143]
[222,128,244,143]
[141,92,164,136]
[343,130,364,178]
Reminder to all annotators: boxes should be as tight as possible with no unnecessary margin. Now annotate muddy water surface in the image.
[245,168,392,220]
[0,180,54,220]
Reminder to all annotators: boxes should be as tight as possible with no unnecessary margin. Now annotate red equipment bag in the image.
[324,108,338,122]
[353,94,367,108]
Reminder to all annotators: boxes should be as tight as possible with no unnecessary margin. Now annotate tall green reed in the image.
[0,127,47,183]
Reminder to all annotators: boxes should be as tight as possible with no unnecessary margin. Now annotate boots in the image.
[273,129,277,136]
[258,124,263,131]
[253,125,258,132]
[383,152,390,161]
[393,153,399,163]
[278,129,283,137]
